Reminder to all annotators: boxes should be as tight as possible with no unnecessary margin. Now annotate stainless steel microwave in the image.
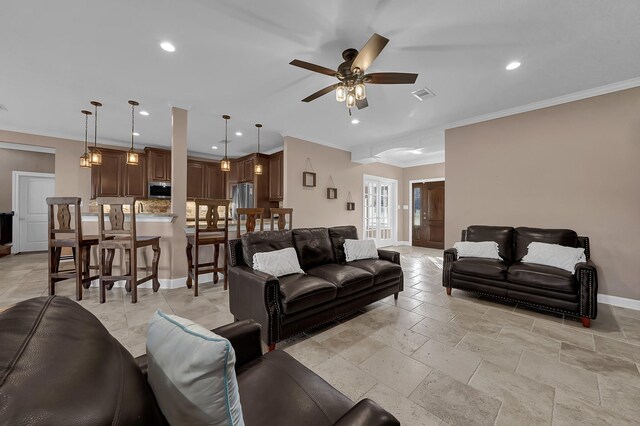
[148,182,171,199]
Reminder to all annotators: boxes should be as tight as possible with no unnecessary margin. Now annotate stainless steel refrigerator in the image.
[230,182,254,220]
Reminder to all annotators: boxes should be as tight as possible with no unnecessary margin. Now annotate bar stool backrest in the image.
[236,208,264,238]
[270,208,293,231]
[194,199,230,244]
[46,197,82,245]
[96,197,136,244]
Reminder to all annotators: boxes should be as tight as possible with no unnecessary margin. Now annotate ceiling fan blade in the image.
[301,83,341,102]
[290,59,337,77]
[351,33,389,73]
[365,72,418,84]
[356,98,369,110]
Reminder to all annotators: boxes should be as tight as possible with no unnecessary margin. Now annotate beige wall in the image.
[0,148,55,211]
[445,87,640,300]
[284,137,405,241]
[401,162,446,241]
[0,130,92,208]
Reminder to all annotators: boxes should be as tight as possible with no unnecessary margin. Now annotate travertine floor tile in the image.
[517,352,600,404]
[559,342,640,380]
[449,313,503,338]
[456,333,523,372]
[411,339,482,383]
[469,360,554,425]
[410,370,502,426]
[496,326,561,358]
[482,307,534,330]
[412,303,458,323]
[318,329,367,353]
[283,338,336,369]
[370,324,429,356]
[411,317,468,347]
[532,318,594,350]
[313,354,377,402]
[339,336,387,364]
[598,375,640,420]
[564,304,627,341]
[360,346,432,397]
[552,390,635,426]
[363,383,443,426]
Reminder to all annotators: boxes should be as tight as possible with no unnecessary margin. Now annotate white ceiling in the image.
[1,0,640,165]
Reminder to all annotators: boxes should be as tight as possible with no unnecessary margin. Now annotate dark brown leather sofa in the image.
[228,226,404,349]
[0,296,399,426]
[443,226,598,327]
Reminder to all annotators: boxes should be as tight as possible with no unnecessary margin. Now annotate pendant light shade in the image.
[346,91,356,108]
[80,109,92,168]
[336,85,347,102]
[254,123,263,175]
[126,100,139,166]
[89,100,102,165]
[355,83,366,100]
[221,114,231,172]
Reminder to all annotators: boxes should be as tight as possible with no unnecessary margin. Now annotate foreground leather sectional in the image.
[443,225,598,326]
[228,226,404,348]
[0,296,399,425]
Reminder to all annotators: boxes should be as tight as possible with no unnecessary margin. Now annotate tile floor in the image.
[2,246,640,425]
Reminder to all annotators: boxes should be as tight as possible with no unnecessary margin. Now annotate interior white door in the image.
[363,176,397,247]
[18,175,55,252]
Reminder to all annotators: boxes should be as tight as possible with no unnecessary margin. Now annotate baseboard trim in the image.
[598,293,640,311]
[395,241,411,246]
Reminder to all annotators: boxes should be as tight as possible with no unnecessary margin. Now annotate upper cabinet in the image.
[206,162,226,199]
[187,159,226,200]
[268,151,283,201]
[91,148,146,199]
[145,148,171,182]
[186,160,206,199]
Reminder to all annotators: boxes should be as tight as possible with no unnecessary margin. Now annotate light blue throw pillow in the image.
[146,310,244,425]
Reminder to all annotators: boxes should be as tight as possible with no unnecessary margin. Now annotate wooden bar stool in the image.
[46,197,99,301]
[97,197,161,304]
[186,199,230,296]
[236,208,264,238]
[270,208,293,230]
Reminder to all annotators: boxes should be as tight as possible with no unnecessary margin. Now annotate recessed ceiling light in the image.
[235,131,243,136]
[351,119,360,124]
[211,146,218,150]
[506,61,521,71]
[139,110,149,116]
[160,41,175,52]
[132,132,140,136]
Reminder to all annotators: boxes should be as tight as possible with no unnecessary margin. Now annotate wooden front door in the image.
[412,181,445,249]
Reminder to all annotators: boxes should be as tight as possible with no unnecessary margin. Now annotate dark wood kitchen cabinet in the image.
[91,148,147,199]
[91,150,123,198]
[187,160,206,199]
[205,162,225,199]
[145,147,171,182]
[268,151,283,201]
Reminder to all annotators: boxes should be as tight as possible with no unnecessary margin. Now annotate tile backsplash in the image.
[88,199,171,214]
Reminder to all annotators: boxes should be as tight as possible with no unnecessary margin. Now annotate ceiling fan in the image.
[290,33,418,111]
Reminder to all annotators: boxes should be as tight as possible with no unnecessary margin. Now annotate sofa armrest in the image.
[378,249,400,264]
[575,260,598,319]
[228,265,281,346]
[334,399,400,426]
[442,248,457,288]
[212,319,263,369]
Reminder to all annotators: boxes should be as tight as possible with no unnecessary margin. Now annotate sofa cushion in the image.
[466,225,515,262]
[348,259,403,285]
[236,350,353,426]
[242,230,293,269]
[279,274,337,314]
[507,263,577,294]
[293,228,335,270]
[307,264,374,297]
[514,227,578,262]
[452,258,508,280]
[146,311,244,426]
[328,225,358,264]
[0,296,164,425]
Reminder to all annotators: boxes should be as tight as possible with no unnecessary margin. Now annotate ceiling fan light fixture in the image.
[355,83,366,101]
[336,85,347,102]
[346,92,356,108]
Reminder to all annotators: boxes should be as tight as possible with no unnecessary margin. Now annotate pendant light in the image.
[254,123,263,175]
[126,100,139,165]
[220,115,231,172]
[79,109,92,168]
[89,100,103,165]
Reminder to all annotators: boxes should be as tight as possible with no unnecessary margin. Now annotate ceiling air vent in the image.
[411,87,435,101]
[0,104,8,112]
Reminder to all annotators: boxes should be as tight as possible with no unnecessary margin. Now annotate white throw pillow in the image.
[146,311,244,426]
[522,242,585,273]
[453,241,501,260]
[344,239,379,262]
[253,247,304,277]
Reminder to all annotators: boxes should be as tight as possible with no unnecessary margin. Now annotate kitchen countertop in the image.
[82,213,177,223]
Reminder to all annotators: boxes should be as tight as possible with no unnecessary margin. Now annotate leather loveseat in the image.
[443,226,598,327]
[0,296,400,425]
[227,226,404,349]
